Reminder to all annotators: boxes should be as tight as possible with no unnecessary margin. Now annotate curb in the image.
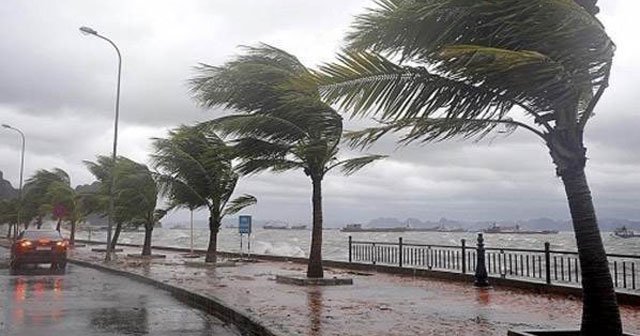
[67,258,290,336]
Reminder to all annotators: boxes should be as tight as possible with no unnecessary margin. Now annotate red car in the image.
[10,230,68,273]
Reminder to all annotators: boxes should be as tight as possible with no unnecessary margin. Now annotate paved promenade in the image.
[70,245,640,336]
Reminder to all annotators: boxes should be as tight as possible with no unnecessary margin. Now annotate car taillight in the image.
[20,240,32,248]
[56,241,67,247]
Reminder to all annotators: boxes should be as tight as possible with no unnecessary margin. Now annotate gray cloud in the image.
[2,0,640,226]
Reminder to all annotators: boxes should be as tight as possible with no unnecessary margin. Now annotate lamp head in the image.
[79,26,98,35]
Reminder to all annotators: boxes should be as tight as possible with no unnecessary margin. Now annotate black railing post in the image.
[398,237,403,268]
[544,242,551,285]
[348,236,352,263]
[461,239,467,274]
[372,243,376,265]
[474,233,490,287]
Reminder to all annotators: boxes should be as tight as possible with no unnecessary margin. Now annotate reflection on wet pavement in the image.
[307,288,323,336]
[0,247,240,336]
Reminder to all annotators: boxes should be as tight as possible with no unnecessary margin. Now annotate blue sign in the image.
[239,215,252,234]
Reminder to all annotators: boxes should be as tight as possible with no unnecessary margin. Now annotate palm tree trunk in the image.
[142,223,153,256]
[55,218,62,231]
[560,168,622,335]
[109,222,122,250]
[70,220,76,245]
[307,176,324,278]
[36,216,43,229]
[6,223,12,238]
[205,215,219,263]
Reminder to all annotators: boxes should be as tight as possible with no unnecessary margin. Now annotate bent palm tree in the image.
[43,180,87,245]
[111,160,162,256]
[151,125,256,263]
[318,0,618,334]
[190,44,385,278]
[23,168,71,230]
[84,156,153,250]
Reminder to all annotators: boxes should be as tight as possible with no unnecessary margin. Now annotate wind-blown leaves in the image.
[151,125,256,228]
[331,155,389,176]
[221,195,258,217]
[318,0,614,145]
[191,44,384,180]
[190,44,384,277]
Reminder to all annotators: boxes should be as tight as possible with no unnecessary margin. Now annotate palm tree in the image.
[189,44,385,278]
[84,156,152,250]
[23,168,71,230]
[43,180,86,244]
[317,0,618,334]
[0,198,19,237]
[112,160,163,256]
[151,125,257,263]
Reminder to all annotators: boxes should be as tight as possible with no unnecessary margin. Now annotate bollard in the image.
[399,237,403,268]
[474,233,490,287]
[348,236,352,263]
[544,242,551,285]
[461,239,467,274]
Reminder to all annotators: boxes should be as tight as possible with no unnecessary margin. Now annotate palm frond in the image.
[318,50,517,121]
[328,154,387,175]
[345,117,527,149]
[221,194,257,217]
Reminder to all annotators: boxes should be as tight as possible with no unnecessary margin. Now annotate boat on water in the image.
[262,221,308,230]
[340,223,407,233]
[613,226,640,238]
[483,223,558,235]
[340,223,467,233]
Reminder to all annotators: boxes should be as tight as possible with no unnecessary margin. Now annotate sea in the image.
[73,227,640,259]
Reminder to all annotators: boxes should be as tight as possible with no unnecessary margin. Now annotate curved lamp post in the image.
[1,124,25,239]
[79,26,122,262]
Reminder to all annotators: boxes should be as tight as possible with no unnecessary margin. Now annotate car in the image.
[10,230,68,273]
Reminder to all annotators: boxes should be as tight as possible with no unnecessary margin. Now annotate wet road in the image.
[0,247,240,336]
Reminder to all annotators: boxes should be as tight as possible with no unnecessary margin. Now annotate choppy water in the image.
[74,227,640,260]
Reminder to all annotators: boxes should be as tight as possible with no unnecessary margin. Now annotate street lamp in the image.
[79,26,122,262]
[1,124,25,239]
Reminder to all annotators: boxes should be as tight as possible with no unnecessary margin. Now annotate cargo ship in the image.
[483,223,558,234]
[340,223,467,233]
[613,226,640,238]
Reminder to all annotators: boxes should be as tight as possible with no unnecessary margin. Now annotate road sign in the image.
[239,215,252,234]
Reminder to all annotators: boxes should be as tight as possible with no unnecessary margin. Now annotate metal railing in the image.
[348,235,640,292]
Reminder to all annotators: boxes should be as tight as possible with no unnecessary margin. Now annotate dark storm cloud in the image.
[2,0,639,225]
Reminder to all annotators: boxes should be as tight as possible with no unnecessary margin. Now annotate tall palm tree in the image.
[317,0,618,334]
[151,125,257,263]
[190,44,385,278]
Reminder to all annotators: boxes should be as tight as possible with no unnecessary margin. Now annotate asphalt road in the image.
[0,247,241,336]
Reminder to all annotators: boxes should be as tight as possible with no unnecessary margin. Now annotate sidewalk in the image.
[70,245,640,336]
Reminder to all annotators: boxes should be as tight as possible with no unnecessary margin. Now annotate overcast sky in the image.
[1,1,639,226]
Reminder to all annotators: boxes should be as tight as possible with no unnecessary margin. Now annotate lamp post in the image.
[79,26,122,262]
[1,124,25,239]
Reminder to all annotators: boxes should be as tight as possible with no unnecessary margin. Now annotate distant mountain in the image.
[368,217,404,228]
[0,171,18,200]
